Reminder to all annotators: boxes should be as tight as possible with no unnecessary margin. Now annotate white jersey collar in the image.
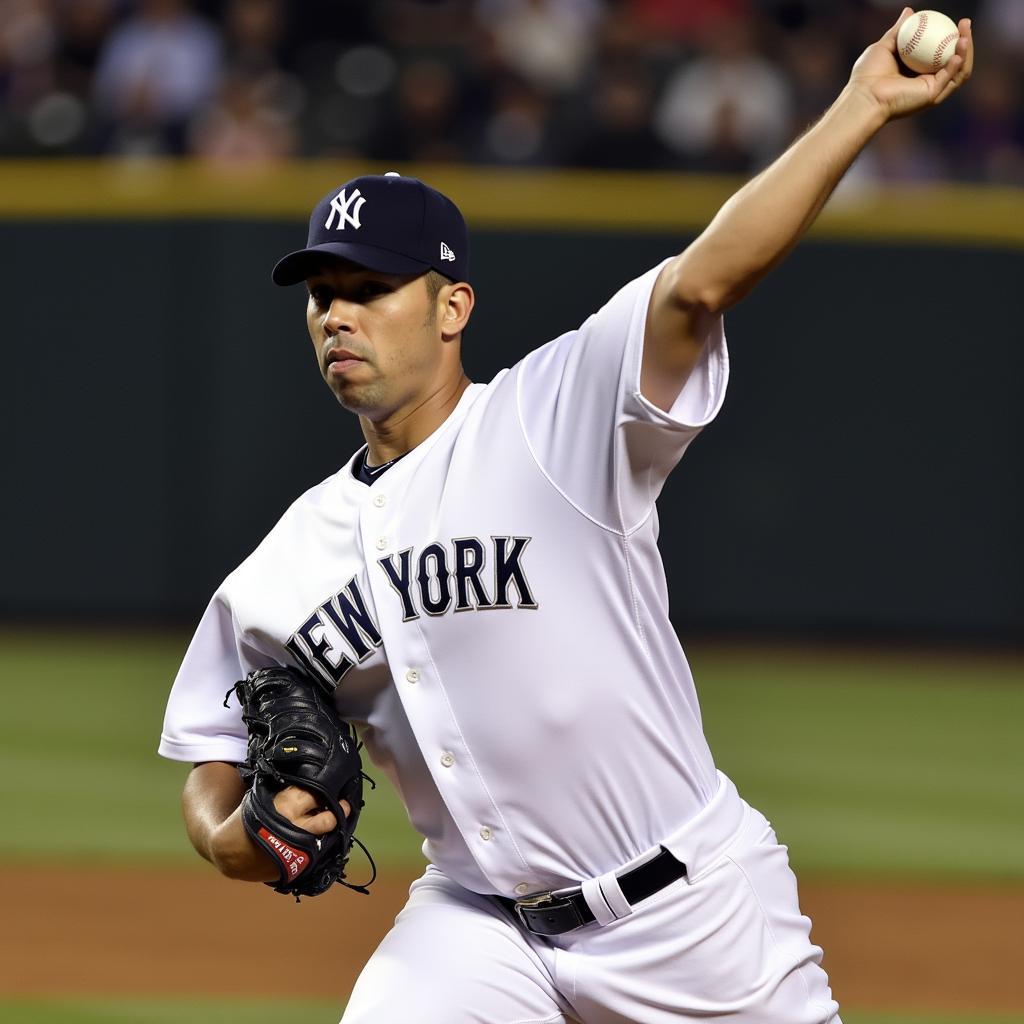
[339,382,489,495]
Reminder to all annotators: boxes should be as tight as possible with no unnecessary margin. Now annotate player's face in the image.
[304,260,446,419]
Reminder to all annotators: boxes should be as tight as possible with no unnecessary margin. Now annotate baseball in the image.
[896,10,960,74]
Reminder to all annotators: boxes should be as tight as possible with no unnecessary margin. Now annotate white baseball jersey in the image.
[159,259,730,900]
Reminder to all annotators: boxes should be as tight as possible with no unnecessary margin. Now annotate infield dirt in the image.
[3,867,1022,1014]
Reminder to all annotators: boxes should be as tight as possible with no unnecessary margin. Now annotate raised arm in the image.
[641,8,974,412]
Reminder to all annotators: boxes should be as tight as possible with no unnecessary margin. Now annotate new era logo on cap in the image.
[272,173,470,287]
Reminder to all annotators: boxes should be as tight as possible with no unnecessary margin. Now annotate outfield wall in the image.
[3,162,1022,635]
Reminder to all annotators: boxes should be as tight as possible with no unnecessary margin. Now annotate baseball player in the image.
[160,12,973,1022]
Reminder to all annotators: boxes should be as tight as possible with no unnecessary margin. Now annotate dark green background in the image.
[4,222,1022,636]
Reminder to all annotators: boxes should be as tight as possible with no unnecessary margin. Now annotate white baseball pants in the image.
[341,775,841,1023]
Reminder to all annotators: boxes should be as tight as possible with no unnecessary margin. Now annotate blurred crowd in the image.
[0,0,1021,184]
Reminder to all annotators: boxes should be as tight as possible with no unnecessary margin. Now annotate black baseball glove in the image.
[224,665,375,899]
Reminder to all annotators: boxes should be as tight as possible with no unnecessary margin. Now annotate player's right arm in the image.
[516,14,972,522]
[182,762,342,881]
[641,9,973,413]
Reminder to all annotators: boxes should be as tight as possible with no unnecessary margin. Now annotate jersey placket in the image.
[359,475,536,897]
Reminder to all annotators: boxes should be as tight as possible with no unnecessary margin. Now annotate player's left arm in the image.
[641,8,974,413]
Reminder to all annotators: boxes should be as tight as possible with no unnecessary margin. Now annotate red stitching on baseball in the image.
[933,30,958,69]
[902,10,928,58]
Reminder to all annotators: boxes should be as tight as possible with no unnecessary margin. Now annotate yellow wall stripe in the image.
[1,159,1021,247]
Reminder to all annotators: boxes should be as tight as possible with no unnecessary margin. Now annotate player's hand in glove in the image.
[224,665,376,900]
[273,784,348,834]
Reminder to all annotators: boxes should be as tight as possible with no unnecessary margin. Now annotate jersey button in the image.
[373,494,387,507]
[405,668,420,683]
[440,751,455,768]
[479,827,492,841]
[375,536,388,551]
[514,883,530,896]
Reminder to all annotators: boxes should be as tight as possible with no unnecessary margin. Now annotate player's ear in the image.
[441,282,474,341]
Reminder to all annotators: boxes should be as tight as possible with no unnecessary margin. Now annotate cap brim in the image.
[271,242,431,286]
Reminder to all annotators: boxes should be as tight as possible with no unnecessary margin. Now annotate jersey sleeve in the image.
[158,589,254,764]
[516,259,729,532]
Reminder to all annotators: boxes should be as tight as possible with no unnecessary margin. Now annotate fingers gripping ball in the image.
[897,10,960,74]
[225,666,375,899]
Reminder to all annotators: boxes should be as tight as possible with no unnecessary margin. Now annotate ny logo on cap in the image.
[440,242,456,262]
[325,188,366,230]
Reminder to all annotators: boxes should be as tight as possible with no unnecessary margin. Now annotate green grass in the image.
[690,646,1024,879]
[0,628,422,869]
[1,629,1021,878]
[0,998,1020,1024]
[0,630,195,862]
[0,998,342,1023]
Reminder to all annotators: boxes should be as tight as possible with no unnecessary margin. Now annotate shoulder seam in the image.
[514,356,629,537]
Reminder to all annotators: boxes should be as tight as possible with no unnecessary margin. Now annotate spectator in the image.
[626,0,750,44]
[946,60,1024,184]
[0,0,1016,183]
[55,0,116,99]
[188,69,297,164]
[375,0,474,50]
[0,0,59,113]
[476,71,557,164]
[217,0,303,155]
[568,62,671,169]
[978,0,1024,57]
[0,0,81,154]
[782,23,848,142]
[853,119,950,185]
[476,0,603,95]
[593,3,654,65]
[92,0,221,155]
[653,16,793,173]
[367,57,465,163]
[223,0,284,75]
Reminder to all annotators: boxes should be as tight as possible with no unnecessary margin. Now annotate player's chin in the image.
[329,379,385,416]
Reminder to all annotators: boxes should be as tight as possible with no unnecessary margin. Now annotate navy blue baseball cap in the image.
[272,172,470,286]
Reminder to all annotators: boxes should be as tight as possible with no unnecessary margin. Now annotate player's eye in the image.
[309,285,332,308]
[358,281,390,300]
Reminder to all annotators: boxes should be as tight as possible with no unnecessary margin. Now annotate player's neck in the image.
[360,373,472,466]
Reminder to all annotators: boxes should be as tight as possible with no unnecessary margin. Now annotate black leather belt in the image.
[495,847,687,936]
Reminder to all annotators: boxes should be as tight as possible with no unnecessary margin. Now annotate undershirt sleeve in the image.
[515,259,729,533]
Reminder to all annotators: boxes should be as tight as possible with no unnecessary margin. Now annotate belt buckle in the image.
[513,890,554,927]
[513,889,583,936]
